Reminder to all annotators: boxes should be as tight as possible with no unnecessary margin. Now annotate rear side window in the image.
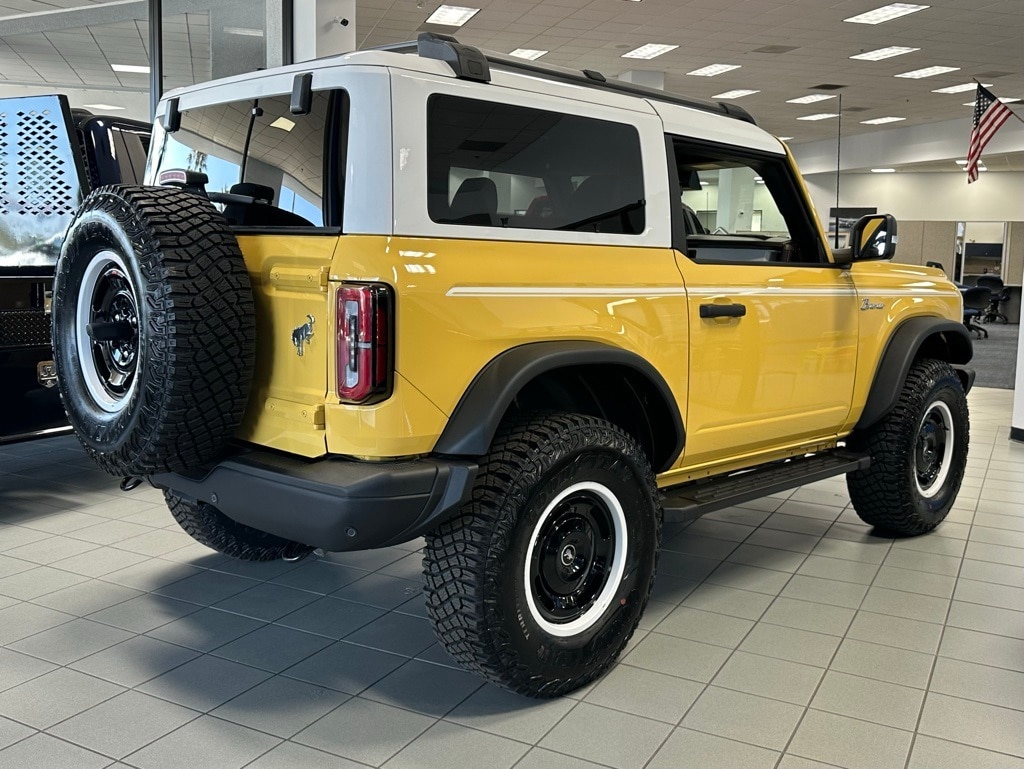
[427,94,645,235]
[150,92,334,228]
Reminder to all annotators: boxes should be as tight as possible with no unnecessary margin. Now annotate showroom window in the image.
[669,136,826,264]
[427,94,645,234]
[149,90,337,227]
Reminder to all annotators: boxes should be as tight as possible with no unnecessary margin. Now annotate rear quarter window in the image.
[427,94,645,235]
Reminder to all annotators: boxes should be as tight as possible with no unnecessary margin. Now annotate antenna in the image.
[834,93,842,249]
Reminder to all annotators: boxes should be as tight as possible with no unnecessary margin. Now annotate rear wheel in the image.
[424,413,661,697]
[165,491,313,562]
[847,358,969,535]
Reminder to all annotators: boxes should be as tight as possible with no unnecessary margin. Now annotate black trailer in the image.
[0,94,150,443]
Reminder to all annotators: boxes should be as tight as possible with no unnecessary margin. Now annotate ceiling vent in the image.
[842,106,869,112]
[975,70,1013,78]
[752,45,798,54]
[810,83,847,90]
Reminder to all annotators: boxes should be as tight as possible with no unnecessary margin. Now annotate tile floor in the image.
[0,387,1022,769]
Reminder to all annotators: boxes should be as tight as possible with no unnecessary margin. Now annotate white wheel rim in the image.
[523,481,629,638]
[75,250,141,413]
[915,400,955,498]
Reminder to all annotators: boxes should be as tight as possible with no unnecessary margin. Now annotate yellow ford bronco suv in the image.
[52,34,973,697]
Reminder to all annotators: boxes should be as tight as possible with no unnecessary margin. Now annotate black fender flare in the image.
[854,317,973,431]
[433,341,685,472]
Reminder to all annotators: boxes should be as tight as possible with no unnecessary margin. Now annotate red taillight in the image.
[336,283,392,403]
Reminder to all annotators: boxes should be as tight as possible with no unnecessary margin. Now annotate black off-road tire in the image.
[847,358,969,535]
[165,491,313,562]
[52,185,255,477]
[424,413,661,698]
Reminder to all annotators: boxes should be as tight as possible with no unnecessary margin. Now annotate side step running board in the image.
[660,450,870,524]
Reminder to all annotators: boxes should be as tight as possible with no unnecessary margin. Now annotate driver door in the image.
[667,135,859,472]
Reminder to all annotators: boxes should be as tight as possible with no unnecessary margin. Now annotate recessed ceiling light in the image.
[686,63,740,76]
[622,43,678,60]
[111,63,149,74]
[223,26,264,37]
[510,48,547,60]
[932,82,991,94]
[787,94,836,104]
[777,136,794,140]
[850,46,920,61]
[270,117,295,132]
[871,168,897,173]
[797,113,839,121]
[82,103,124,111]
[955,160,968,165]
[860,116,906,124]
[894,65,959,79]
[844,3,929,24]
[699,181,710,186]
[713,89,759,99]
[425,5,480,26]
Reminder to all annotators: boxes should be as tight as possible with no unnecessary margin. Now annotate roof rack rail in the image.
[375,33,757,126]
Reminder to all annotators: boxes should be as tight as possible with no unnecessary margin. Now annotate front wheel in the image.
[847,358,969,535]
[424,413,661,698]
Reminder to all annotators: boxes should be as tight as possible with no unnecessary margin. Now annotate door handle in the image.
[699,303,746,319]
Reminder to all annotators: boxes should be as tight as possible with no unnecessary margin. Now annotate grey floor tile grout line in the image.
[902,454,984,769]
[771,532,897,769]
[641,515,825,769]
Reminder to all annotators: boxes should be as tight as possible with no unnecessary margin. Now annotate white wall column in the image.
[293,0,356,62]
[718,167,757,232]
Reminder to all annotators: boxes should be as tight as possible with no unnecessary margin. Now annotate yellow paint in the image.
[233,225,963,479]
[233,233,335,457]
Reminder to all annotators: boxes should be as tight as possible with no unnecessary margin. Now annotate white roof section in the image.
[158,47,783,154]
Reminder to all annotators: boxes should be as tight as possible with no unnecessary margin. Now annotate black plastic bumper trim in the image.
[150,450,478,552]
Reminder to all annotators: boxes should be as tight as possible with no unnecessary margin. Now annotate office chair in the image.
[961,286,991,338]
[975,274,1010,324]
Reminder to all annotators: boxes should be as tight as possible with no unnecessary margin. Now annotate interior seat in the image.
[446,177,499,226]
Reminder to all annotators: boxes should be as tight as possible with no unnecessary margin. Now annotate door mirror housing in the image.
[850,213,898,261]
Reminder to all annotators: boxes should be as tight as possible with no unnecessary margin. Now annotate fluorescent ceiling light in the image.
[787,94,835,104]
[510,48,547,60]
[699,181,710,186]
[844,3,929,24]
[932,82,990,94]
[223,26,264,37]
[713,89,759,99]
[797,113,839,121]
[111,63,149,74]
[777,136,794,140]
[850,46,919,60]
[622,43,678,60]
[894,65,959,79]
[426,5,480,26]
[686,63,740,76]
[871,168,896,173]
[955,159,968,165]
[270,117,294,132]
[860,116,906,124]
[82,103,124,111]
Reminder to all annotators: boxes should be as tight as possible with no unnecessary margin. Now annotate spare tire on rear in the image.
[52,185,255,477]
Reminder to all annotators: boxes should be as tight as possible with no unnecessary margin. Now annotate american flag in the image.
[966,84,1015,183]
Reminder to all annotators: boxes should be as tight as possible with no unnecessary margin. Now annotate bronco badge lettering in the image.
[861,299,885,311]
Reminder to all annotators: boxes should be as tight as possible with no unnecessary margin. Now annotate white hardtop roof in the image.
[159,47,784,155]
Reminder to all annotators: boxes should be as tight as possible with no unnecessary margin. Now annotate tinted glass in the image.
[427,95,645,234]
[671,138,824,264]
[151,92,330,227]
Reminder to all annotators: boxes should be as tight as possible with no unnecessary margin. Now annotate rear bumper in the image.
[150,449,478,552]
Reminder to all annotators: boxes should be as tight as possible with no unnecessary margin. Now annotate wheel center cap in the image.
[560,544,577,566]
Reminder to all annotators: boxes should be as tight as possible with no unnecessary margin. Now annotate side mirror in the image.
[850,213,898,261]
